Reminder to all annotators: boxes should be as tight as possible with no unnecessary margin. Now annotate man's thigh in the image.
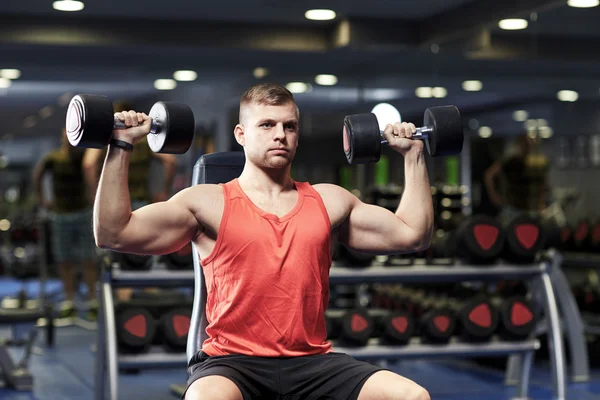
[185,375,243,400]
[358,370,430,400]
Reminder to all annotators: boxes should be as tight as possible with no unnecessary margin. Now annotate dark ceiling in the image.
[0,0,599,142]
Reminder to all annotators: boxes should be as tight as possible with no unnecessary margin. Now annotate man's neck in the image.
[238,164,294,194]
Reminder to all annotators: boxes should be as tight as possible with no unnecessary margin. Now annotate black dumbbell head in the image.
[424,106,464,157]
[343,113,381,164]
[66,94,115,148]
[148,102,195,154]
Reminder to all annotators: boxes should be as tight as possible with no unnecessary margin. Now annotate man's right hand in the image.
[113,110,152,145]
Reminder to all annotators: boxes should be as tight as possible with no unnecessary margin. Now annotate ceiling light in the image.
[0,219,10,231]
[253,67,269,79]
[315,74,338,86]
[0,69,21,80]
[371,103,401,131]
[286,82,312,94]
[478,126,492,138]
[568,0,599,7]
[39,106,54,119]
[173,70,197,81]
[512,110,528,122]
[154,79,177,90]
[462,80,482,91]
[432,87,447,98]
[23,116,38,129]
[539,126,554,139]
[0,78,11,89]
[53,0,84,12]
[557,90,579,102]
[498,18,528,30]
[415,87,432,98]
[305,9,336,21]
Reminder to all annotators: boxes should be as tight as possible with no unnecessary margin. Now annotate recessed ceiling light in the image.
[371,103,401,131]
[315,74,338,86]
[253,67,269,79]
[53,0,84,12]
[432,87,447,98]
[305,9,336,21]
[415,87,433,98]
[498,18,528,30]
[462,80,482,91]
[539,126,554,139]
[568,0,599,8]
[286,82,312,94]
[557,90,579,102]
[173,70,197,81]
[154,79,177,90]
[512,110,528,122]
[0,69,21,80]
[478,126,492,138]
[0,78,11,89]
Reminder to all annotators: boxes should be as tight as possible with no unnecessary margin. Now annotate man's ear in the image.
[234,124,245,147]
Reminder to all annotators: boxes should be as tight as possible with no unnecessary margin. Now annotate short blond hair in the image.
[239,83,299,123]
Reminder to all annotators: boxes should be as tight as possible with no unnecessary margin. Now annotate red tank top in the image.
[200,179,333,357]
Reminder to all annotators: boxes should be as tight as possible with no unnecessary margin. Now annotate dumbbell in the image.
[501,214,546,264]
[343,105,464,164]
[455,215,505,265]
[66,94,195,154]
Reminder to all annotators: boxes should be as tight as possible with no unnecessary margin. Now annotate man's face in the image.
[237,102,299,169]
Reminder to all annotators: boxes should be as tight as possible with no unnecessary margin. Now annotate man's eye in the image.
[261,123,272,128]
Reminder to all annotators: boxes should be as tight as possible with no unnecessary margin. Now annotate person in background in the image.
[82,100,177,301]
[484,132,550,221]
[33,129,98,321]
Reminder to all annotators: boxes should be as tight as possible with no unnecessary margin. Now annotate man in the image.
[484,132,550,221]
[83,100,177,301]
[33,129,98,321]
[93,83,432,400]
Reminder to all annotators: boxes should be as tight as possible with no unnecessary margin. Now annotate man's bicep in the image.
[340,202,419,255]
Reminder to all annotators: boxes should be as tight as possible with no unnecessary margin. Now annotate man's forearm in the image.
[94,146,133,247]
[395,149,434,245]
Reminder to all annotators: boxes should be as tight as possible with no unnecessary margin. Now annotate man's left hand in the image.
[381,122,424,156]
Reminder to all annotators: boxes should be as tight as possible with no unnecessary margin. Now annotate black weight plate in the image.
[116,307,156,352]
[420,309,456,343]
[340,308,375,345]
[165,243,193,269]
[148,102,196,154]
[456,215,505,263]
[503,215,546,262]
[343,113,381,164]
[499,297,537,340]
[66,94,115,148]
[382,311,414,344]
[120,253,152,271]
[423,106,464,157]
[458,296,498,341]
[162,307,191,350]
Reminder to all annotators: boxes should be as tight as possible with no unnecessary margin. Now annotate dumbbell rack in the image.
[94,260,195,400]
[328,250,567,400]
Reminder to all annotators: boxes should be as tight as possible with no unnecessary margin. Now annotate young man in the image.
[33,129,98,321]
[93,83,433,400]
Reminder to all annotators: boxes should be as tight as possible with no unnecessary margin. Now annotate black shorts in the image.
[184,351,388,400]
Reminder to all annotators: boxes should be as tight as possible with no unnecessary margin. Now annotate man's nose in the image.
[273,124,285,140]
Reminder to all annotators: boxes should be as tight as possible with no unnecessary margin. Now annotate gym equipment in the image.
[454,296,499,342]
[337,244,375,267]
[66,94,195,154]
[419,308,456,343]
[338,308,375,346]
[161,308,191,352]
[572,219,591,251]
[115,307,156,353]
[163,243,193,270]
[502,215,546,263]
[343,105,464,164]
[381,310,414,345]
[455,215,505,264]
[116,252,153,271]
[0,328,37,391]
[590,221,600,252]
[497,296,537,341]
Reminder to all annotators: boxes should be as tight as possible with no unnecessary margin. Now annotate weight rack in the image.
[95,251,570,400]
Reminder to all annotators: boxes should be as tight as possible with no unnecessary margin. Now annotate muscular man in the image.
[93,83,433,400]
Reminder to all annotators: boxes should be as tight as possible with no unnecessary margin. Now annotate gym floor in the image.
[0,278,599,400]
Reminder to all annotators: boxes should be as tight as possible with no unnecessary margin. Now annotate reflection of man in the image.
[32,129,98,321]
[82,101,177,301]
[484,133,550,220]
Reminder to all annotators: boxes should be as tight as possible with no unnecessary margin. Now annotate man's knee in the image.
[185,375,243,400]
[409,385,430,400]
